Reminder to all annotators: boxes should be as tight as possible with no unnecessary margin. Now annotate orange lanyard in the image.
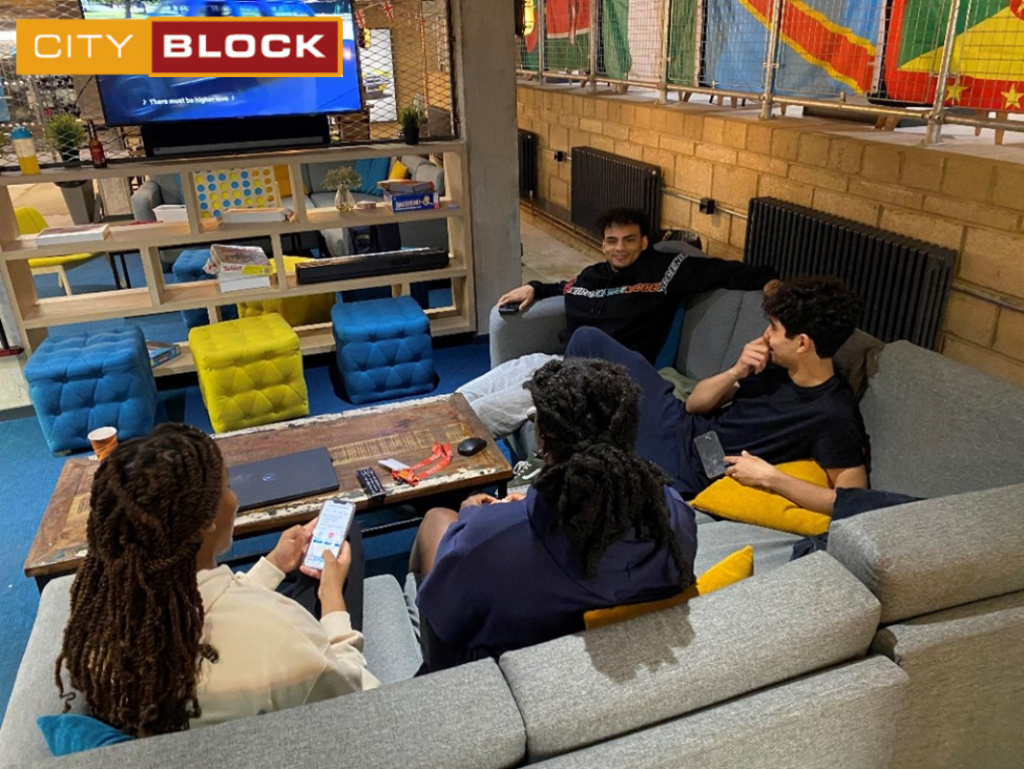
[392,443,453,486]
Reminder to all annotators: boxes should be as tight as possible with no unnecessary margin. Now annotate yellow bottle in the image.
[12,126,41,175]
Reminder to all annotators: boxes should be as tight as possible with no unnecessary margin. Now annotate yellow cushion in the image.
[236,256,335,326]
[273,165,307,199]
[692,460,832,537]
[583,546,754,630]
[189,314,309,433]
[388,160,410,180]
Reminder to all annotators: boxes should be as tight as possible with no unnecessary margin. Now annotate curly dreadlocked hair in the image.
[56,423,224,737]
[525,359,695,587]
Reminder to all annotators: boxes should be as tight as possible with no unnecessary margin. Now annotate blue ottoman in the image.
[23,327,158,454]
[332,296,435,404]
[172,249,238,330]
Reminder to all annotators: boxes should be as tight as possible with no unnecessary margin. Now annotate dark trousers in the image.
[278,523,365,631]
[565,327,697,492]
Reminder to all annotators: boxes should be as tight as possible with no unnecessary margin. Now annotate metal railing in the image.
[516,0,1024,144]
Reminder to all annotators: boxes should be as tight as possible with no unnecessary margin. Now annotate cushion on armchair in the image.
[354,157,391,195]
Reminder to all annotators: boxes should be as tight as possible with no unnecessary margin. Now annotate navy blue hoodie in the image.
[416,486,697,670]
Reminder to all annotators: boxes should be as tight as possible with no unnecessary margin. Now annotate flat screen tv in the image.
[80,0,362,126]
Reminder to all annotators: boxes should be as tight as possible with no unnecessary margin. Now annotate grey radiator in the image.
[745,198,956,351]
[518,129,538,200]
[570,147,660,241]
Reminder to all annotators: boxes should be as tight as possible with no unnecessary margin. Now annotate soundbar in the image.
[295,248,451,284]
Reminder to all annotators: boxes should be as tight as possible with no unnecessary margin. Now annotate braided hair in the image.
[56,423,225,737]
[525,359,695,586]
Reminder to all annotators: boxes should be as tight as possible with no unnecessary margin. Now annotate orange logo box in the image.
[16,19,345,77]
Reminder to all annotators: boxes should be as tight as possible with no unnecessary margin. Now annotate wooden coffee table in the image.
[25,393,512,590]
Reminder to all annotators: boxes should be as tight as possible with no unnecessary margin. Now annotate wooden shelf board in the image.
[305,202,460,228]
[22,288,154,327]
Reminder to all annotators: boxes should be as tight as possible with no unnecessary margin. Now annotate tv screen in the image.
[82,0,362,125]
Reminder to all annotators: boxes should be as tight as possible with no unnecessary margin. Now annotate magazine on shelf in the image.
[146,341,182,368]
[206,244,272,276]
[34,224,110,245]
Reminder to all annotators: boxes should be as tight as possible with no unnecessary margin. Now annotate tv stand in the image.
[142,115,331,158]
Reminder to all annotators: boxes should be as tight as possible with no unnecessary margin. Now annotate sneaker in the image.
[513,458,544,484]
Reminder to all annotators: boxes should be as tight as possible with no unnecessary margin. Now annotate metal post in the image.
[588,0,599,92]
[656,0,671,104]
[537,0,547,84]
[760,0,784,119]
[923,0,963,146]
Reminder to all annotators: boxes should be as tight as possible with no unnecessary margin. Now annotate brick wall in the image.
[518,84,1024,387]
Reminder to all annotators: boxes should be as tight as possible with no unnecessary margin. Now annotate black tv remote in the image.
[357,467,386,504]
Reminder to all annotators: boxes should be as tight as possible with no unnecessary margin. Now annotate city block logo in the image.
[17,19,344,77]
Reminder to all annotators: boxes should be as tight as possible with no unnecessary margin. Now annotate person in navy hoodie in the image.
[412,357,698,672]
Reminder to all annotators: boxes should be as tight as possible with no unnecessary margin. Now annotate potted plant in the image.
[322,166,363,211]
[44,114,86,165]
[398,104,426,145]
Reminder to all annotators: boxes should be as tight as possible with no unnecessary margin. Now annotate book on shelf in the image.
[146,341,181,368]
[221,208,290,224]
[206,244,272,276]
[377,179,435,195]
[218,274,272,293]
[34,224,111,245]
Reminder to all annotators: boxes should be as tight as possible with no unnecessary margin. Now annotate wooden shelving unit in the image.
[0,140,476,375]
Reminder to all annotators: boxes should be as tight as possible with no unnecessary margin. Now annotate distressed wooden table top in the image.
[25,393,511,578]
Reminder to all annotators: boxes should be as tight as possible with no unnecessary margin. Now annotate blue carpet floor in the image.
[0,253,492,722]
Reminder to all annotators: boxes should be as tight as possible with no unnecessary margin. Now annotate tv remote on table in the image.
[357,467,386,503]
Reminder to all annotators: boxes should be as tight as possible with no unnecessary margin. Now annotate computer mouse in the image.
[457,437,487,457]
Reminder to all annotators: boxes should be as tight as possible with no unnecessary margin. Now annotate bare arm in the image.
[724,452,868,514]
[686,337,770,414]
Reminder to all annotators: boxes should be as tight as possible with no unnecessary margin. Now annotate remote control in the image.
[357,467,386,503]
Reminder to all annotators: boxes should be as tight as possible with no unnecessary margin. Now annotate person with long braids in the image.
[411,358,698,671]
[55,423,377,738]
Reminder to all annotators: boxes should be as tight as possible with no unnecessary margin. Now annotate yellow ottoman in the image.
[190,314,309,433]
[237,255,336,327]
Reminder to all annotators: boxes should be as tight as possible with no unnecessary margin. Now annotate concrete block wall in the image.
[518,84,1024,387]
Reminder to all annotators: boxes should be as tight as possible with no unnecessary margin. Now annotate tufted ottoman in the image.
[172,249,239,330]
[331,296,435,405]
[236,256,336,327]
[189,314,309,433]
[23,327,158,454]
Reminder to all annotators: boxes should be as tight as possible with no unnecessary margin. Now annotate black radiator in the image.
[570,147,661,241]
[518,129,538,200]
[745,198,956,351]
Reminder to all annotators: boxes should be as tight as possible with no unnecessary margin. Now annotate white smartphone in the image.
[303,499,356,571]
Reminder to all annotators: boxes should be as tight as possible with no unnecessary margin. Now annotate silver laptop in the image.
[228,447,339,512]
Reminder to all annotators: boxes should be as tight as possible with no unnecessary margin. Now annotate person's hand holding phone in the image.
[318,542,352,617]
[266,518,317,574]
[731,337,771,380]
[495,284,536,313]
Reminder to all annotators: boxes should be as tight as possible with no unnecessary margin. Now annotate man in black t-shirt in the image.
[566,276,867,514]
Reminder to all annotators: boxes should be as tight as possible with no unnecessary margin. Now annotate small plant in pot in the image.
[398,104,426,145]
[323,166,362,212]
[44,113,86,165]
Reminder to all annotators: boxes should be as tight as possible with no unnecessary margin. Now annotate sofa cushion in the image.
[499,552,880,761]
[859,341,1024,497]
[692,460,832,536]
[676,289,766,380]
[354,157,391,196]
[389,160,410,179]
[694,519,803,576]
[529,657,907,769]
[412,163,446,196]
[828,483,1024,625]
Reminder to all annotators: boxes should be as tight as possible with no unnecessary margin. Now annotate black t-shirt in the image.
[679,366,867,495]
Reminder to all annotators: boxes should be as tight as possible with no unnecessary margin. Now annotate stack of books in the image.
[376,179,435,195]
[146,341,182,368]
[207,244,272,293]
[34,224,110,246]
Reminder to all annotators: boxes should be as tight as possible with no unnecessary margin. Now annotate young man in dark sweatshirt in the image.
[458,207,778,437]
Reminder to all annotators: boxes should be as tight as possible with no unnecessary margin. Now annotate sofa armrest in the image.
[489,296,567,368]
[130,181,163,222]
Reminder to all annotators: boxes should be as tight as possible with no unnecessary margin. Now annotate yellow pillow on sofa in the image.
[692,460,831,537]
[584,546,754,630]
[389,160,410,180]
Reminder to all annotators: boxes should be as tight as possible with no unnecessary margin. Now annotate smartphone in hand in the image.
[303,499,356,571]
[498,302,521,314]
[693,431,728,480]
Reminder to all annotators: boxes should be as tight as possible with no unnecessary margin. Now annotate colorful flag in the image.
[522,0,593,72]
[667,0,701,86]
[884,0,1024,111]
[704,0,883,95]
[601,0,663,80]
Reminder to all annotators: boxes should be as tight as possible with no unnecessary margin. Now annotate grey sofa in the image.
[3,289,1022,768]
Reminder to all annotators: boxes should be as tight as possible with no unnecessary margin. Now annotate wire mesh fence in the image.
[518,0,1024,140]
[0,0,457,168]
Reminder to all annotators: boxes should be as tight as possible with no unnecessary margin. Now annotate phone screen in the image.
[693,431,728,479]
[303,500,356,571]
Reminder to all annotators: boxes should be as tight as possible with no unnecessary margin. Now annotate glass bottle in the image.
[87,121,106,169]
[11,126,40,175]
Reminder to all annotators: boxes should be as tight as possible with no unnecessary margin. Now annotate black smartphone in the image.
[498,302,522,315]
[693,431,728,479]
